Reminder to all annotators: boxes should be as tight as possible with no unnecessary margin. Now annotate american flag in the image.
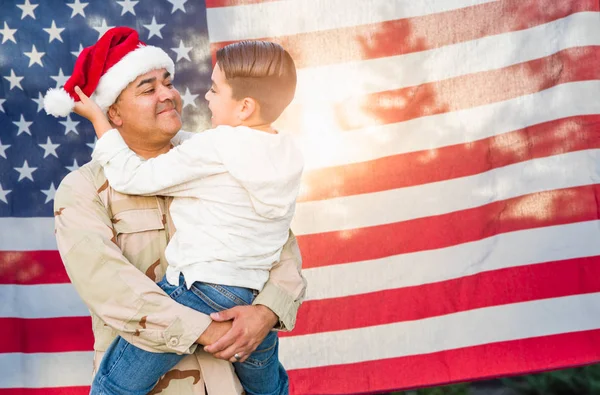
[2,0,600,394]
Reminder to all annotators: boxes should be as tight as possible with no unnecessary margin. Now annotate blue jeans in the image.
[90,275,288,395]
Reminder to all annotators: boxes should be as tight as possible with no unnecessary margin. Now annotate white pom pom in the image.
[43,88,75,118]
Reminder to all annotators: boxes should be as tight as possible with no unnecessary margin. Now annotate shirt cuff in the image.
[253,282,301,331]
[91,128,126,165]
[159,309,213,354]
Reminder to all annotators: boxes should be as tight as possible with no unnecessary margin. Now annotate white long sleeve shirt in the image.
[92,126,304,291]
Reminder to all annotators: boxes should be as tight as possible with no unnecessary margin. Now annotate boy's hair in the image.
[216,41,297,123]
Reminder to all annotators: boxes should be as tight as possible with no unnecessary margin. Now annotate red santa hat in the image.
[44,26,174,117]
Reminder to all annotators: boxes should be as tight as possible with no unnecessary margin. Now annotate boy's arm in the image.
[91,129,224,196]
[54,169,214,354]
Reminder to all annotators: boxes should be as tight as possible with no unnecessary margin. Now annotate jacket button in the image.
[169,337,179,347]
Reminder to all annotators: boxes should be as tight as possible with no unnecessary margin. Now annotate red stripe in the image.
[288,329,600,395]
[0,317,93,353]
[282,256,600,337]
[210,0,598,68]
[299,115,600,202]
[330,46,600,132]
[206,0,278,8]
[298,184,600,269]
[0,251,68,285]
[0,388,90,395]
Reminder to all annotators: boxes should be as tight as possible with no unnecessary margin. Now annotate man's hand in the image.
[203,305,278,363]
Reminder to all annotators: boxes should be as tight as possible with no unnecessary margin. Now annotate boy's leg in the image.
[181,281,288,395]
[90,276,188,395]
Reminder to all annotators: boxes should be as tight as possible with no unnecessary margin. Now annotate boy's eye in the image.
[209,88,216,93]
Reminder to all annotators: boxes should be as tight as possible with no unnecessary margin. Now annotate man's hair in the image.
[216,41,297,123]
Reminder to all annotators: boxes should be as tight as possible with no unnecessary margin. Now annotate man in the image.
[47,27,306,394]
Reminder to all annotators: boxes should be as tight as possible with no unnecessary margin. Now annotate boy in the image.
[75,41,302,395]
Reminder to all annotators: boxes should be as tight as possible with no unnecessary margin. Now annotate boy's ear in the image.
[107,104,123,127]
[238,97,258,121]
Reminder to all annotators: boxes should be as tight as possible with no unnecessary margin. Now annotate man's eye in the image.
[144,89,155,94]
[166,83,174,88]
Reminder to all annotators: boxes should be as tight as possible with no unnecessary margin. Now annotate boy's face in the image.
[205,63,243,128]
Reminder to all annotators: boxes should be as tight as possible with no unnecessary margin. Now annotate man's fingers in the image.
[210,306,240,322]
[204,328,238,354]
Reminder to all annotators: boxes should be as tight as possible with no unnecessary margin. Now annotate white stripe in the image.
[207,0,496,42]
[0,351,93,388]
[280,292,600,370]
[291,149,600,235]
[0,284,89,319]
[304,221,600,301]
[291,12,600,103]
[0,217,55,250]
[295,80,600,170]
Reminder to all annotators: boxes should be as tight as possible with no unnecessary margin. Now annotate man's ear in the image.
[107,104,123,127]
[238,97,258,121]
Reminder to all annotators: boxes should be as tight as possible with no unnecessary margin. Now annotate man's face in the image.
[205,63,243,128]
[109,68,183,145]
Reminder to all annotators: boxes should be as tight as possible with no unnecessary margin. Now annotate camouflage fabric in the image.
[54,160,306,395]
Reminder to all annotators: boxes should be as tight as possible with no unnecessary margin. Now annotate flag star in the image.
[51,68,70,88]
[4,69,24,90]
[0,139,10,159]
[24,45,45,67]
[66,0,88,18]
[167,0,187,13]
[39,137,60,158]
[17,0,39,20]
[87,136,97,150]
[43,20,65,43]
[143,16,165,39]
[171,40,192,62]
[60,115,80,135]
[181,88,199,109]
[0,184,11,204]
[116,0,139,15]
[0,99,5,113]
[0,22,17,44]
[66,159,81,172]
[71,43,84,58]
[32,92,45,112]
[41,183,57,204]
[93,19,115,39]
[13,114,33,136]
[15,160,37,182]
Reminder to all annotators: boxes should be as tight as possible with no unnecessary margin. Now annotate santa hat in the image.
[44,26,174,117]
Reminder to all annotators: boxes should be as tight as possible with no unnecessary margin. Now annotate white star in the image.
[0,99,5,113]
[41,183,57,204]
[60,115,80,135]
[0,185,11,204]
[13,114,33,136]
[0,22,17,44]
[24,45,45,67]
[71,43,84,58]
[167,0,187,13]
[0,140,10,159]
[43,20,65,43]
[143,16,165,39]
[17,0,39,20]
[4,69,24,91]
[181,88,199,109]
[15,160,37,182]
[66,159,81,173]
[66,0,88,17]
[32,92,44,112]
[92,19,115,39]
[116,0,139,15]
[87,136,97,150]
[39,137,60,158]
[51,68,70,88]
[171,40,192,62]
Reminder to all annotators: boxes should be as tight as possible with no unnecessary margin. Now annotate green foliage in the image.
[501,364,600,395]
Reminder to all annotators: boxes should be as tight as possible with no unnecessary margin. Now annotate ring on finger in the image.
[234,353,242,361]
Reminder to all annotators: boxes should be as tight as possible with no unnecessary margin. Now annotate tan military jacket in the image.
[54,160,307,394]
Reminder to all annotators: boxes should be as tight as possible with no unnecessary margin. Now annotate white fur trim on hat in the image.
[44,87,75,118]
[93,44,175,112]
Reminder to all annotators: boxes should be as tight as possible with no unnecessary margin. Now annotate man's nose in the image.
[158,84,177,101]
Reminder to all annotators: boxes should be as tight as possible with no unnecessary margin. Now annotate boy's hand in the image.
[203,305,278,363]
[73,86,112,138]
